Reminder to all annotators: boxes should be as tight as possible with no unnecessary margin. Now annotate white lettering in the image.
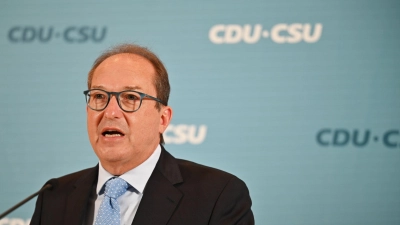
[225,24,242,44]
[208,24,225,44]
[286,23,302,43]
[164,124,207,145]
[243,24,262,44]
[187,125,207,144]
[173,124,188,144]
[0,218,8,225]
[303,23,323,43]
[0,218,30,225]
[9,219,25,225]
[270,23,287,44]
[209,23,323,44]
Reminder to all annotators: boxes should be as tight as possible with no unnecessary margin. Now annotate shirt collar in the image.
[96,145,161,195]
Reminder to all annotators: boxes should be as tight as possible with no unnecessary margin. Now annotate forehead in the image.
[95,53,155,76]
[92,53,156,91]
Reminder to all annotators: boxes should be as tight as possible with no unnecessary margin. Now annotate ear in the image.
[159,106,173,133]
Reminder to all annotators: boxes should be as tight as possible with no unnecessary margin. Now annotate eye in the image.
[88,90,107,101]
[126,94,138,100]
[121,92,140,101]
[92,93,106,100]
[94,94,105,99]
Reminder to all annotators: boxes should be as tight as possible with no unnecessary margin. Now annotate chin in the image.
[100,148,129,160]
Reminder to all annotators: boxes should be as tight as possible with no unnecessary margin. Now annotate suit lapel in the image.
[132,148,183,225]
[63,166,98,225]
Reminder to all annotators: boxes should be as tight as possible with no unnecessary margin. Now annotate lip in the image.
[100,126,126,137]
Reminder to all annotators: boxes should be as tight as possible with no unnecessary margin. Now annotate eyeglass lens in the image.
[86,90,142,112]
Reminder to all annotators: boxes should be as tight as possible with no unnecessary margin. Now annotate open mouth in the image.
[102,130,125,137]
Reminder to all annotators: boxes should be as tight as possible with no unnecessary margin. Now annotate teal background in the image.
[1,0,400,224]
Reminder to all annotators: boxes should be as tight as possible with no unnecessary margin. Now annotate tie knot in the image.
[104,177,128,199]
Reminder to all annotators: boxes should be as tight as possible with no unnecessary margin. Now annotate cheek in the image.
[87,111,101,139]
[127,110,160,137]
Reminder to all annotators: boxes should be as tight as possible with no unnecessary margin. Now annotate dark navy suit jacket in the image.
[30,147,254,225]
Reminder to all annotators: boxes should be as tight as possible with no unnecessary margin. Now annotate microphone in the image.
[0,179,58,219]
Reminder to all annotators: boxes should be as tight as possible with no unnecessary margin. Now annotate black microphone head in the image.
[44,178,59,191]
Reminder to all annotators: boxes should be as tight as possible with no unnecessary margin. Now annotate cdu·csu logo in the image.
[209,23,322,44]
[316,128,400,149]
[0,217,30,225]
[8,26,107,43]
[164,124,207,145]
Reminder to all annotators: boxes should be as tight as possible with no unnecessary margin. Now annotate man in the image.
[30,44,254,225]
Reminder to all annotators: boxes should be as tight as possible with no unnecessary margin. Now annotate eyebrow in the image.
[91,85,142,91]
[124,86,142,90]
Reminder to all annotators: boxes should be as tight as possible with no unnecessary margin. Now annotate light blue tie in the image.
[94,177,128,225]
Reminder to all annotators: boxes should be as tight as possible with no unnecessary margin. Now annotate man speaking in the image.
[30,44,254,225]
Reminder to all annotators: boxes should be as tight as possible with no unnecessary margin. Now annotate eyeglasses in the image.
[83,89,166,112]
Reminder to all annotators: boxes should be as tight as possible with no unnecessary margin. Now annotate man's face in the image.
[87,53,171,173]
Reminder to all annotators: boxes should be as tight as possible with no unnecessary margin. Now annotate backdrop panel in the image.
[1,1,399,224]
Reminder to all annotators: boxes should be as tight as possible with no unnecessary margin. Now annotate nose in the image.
[104,95,123,118]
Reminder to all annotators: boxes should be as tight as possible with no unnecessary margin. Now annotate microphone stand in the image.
[0,183,52,219]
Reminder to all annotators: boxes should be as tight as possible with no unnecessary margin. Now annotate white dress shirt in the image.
[85,145,161,225]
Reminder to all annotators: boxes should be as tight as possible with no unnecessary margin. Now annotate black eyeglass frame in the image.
[83,89,166,112]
